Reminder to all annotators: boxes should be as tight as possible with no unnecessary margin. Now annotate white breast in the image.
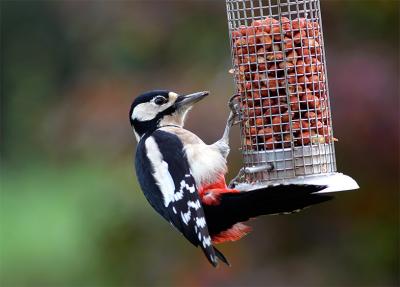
[184,143,227,186]
[160,127,227,186]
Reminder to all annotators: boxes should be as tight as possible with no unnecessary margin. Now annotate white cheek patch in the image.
[132,102,160,121]
[131,93,179,122]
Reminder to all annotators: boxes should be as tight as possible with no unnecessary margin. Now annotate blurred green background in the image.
[0,0,398,286]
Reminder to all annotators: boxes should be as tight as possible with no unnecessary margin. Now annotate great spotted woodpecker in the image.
[129,90,332,267]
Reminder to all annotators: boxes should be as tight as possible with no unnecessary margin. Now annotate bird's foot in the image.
[228,168,246,188]
[212,94,242,159]
[228,93,241,126]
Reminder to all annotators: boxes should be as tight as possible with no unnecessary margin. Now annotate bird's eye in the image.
[154,96,167,105]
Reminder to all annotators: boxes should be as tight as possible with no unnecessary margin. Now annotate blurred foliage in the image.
[0,0,399,286]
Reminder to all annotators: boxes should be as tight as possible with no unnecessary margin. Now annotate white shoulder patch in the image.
[145,136,176,207]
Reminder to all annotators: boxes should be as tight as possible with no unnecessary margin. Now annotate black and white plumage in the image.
[135,129,225,266]
[129,90,333,267]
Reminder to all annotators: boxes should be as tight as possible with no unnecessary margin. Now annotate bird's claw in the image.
[228,168,245,188]
[228,93,241,113]
[228,93,241,126]
[232,119,241,125]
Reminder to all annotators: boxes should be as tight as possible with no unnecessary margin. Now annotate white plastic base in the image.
[234,172,359,194]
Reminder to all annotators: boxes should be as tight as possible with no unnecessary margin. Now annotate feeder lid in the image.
[233,172,359,194]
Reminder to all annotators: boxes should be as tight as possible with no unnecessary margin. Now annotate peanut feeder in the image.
[226,0,358,192]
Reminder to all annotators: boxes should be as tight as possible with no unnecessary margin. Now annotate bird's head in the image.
[129,90,209,141]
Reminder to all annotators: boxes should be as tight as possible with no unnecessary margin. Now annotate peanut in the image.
[297,130,316,145]
[238,25,248,36]
[298,75,311,85]
[301,94,320,109]
[289,96,300,111]
[257,23,271,34]
[291,121,301,131]
[286,50,298,64]
[297,48,311,57]
[288,84,304,94]
[255,117,264,126]
[257,47,267,55]
[258,63,267,72]
[235,37,248,47]
[244,137,253,148]
[264,106,280,116]
[272,116,284,132]
[279,61,295,72]
[301,120,310,129]
[291,18,307,30]
[252,92,261,100]
[258,127,273,136]
[266,51,284,61]
[249,107,263,117]
[262,98,274,107]
[251,20,263,27]
[293,30,306,44]
[271,24,280,35]
[232,30,241,39]
[257,32,272,46]
[309,74,323,90]
[287,72,297,84]
[318,124,329,134]
[249,126,258,135]
[283,37,294,50]
[265,77,279,91]
[295,59,305,74]
[303,38,320,48]
[281,111,294,123]
[264,137,277,150]
[283,134,292,148]
[260,88,268,97]
[304,111,317,120]
[267,63,279,77]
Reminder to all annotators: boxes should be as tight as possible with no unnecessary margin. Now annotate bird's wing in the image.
[135,129,224,266]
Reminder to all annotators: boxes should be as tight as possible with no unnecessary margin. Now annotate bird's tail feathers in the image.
[201,245,230,267]
[201,244,218,267]
[214,246,230,267]
[204,184,333,243]
[221,184,332,218]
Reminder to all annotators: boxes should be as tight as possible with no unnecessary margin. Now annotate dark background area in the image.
[0,0,399,286]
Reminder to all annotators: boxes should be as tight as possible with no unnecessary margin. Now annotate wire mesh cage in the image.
[226,0,358,192]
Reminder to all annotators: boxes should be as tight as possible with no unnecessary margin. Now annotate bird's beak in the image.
[175,91,209,109]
